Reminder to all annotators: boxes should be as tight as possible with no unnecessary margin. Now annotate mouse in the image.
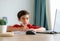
[26,30,36,35]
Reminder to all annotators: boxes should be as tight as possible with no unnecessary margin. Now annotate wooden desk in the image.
[0,34,60,41]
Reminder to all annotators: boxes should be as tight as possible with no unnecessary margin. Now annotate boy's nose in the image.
[24,20,27,22]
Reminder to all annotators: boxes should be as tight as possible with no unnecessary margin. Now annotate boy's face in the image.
[18,14,29,25]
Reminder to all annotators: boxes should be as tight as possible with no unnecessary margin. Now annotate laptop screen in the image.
[54,9,60,32]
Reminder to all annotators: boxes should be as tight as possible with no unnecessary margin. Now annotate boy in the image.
[7,10,46,32]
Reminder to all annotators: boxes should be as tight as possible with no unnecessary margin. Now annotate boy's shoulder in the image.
[13,23,22,27]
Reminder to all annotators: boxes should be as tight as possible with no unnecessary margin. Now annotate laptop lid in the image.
[54,9,60,32]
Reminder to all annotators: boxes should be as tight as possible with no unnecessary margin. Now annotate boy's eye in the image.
[22,17,29,20]
[22,18,25,20]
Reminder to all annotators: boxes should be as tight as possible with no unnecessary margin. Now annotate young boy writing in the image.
[7,10,46,32]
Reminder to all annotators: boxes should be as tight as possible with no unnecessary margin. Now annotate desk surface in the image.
[0,34,60,41]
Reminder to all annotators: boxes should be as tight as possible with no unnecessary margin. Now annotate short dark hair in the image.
[17,10,29,19]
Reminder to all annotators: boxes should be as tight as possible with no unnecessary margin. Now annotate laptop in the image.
[36,9,60,34]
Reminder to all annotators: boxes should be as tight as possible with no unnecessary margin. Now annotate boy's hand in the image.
[27,27,46,32]
[18,26,29,31]
[35,27,46,32]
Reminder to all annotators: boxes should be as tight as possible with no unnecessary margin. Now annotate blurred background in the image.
[0,0,60,31]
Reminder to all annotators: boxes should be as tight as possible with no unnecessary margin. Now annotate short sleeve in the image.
[27,24,41,29]
[13,24,21,28]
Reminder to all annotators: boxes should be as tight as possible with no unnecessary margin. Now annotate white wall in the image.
[56,0,60,9]
[0,0,34,25]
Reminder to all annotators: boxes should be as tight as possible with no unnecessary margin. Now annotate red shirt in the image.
[13,24,40,29]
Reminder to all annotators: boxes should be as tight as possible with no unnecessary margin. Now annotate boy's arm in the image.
[27,24,46,32]
[7,26,28,32]
[7,26,20,32]
[34,27,46,32]
[29,27,46,32]
[7,26,13,32]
